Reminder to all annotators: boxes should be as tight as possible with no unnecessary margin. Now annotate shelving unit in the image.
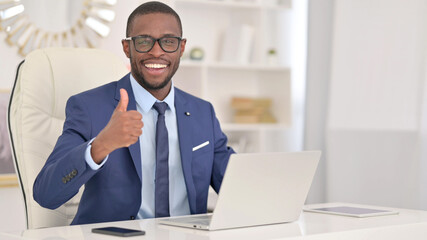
[171,0,293,153]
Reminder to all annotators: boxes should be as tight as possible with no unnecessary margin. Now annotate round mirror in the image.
[0,0,117,56]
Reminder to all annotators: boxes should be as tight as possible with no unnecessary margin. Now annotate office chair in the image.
[7,47,128,229]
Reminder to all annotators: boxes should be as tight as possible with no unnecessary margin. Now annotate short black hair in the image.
[126,1,183,37]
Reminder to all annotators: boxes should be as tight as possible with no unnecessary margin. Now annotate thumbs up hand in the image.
[116,88,129,112]
[91,89,143,163]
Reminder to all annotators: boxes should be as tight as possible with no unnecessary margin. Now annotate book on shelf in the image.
[231,97,272,110]
[231,97,277,124]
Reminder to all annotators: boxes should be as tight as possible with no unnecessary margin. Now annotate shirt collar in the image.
[129,74,175,113]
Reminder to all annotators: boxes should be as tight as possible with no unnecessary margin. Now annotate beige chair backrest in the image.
[8,47,128,229]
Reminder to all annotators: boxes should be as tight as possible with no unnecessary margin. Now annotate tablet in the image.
[303,206,399,218]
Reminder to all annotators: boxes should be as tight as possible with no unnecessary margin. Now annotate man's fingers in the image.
[130,128,143,137]
[127,110,143,120]
[116,88,129,112]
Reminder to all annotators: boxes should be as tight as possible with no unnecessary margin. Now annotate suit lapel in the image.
[175,88,197,212]
[115,74,142,183]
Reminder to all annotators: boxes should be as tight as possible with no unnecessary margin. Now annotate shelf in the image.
[222,123,290,131]
[180,60,290,72]
[263,1,292,10]
[208,62,290,71]
[0,174,18,188]
[179,60,203,68]
[173,0,294,153]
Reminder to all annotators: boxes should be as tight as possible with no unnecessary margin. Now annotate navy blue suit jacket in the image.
[33,74,234,225]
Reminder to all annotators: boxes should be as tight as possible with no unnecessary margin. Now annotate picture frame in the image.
[0,89,18,187]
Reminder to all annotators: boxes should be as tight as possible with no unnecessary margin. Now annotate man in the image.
[33,1,234,225]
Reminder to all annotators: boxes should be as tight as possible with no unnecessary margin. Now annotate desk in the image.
[1,203,427,240]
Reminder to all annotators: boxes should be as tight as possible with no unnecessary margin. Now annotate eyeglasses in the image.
[124,35,184,53]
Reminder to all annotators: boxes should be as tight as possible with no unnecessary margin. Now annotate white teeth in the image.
[145,63,167,69]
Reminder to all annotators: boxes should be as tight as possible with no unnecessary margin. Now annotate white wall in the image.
[324,0,427,209]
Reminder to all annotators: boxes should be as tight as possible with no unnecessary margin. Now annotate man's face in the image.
[122,13,185,96]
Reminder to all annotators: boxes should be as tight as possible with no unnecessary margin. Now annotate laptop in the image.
[158,151,321,230]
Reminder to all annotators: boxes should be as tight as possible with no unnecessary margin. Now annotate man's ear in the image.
[180,39,187,58]
[122,39,131,58]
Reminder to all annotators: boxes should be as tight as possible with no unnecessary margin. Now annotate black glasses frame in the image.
[124,35,184,53]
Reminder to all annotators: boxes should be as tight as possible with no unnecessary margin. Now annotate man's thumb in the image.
[116,88,129,112]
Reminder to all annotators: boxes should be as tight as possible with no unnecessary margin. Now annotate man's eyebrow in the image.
[132,34,180,38]
[162,33,180,37]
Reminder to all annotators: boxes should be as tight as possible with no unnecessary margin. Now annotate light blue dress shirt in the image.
[85,74,190,219]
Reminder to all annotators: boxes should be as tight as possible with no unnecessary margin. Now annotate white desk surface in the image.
[1,203,427,240]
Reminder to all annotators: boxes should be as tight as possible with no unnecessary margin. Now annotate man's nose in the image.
[149,40,164,57]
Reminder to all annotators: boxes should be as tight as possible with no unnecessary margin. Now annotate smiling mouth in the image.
[144,63,168,69]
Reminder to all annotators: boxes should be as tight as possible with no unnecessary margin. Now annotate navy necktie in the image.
[153,102,170,217]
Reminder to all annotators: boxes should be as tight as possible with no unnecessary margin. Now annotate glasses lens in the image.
[134,36,154,52]
[159,37,180,52]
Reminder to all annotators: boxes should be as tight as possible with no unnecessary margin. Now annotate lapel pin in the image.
[185,112,191,116]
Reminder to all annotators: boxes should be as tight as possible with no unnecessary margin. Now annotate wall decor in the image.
[0,0,117,56]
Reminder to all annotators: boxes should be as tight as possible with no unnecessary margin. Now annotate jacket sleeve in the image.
[209,103,235,193]
[33,95,101,209]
